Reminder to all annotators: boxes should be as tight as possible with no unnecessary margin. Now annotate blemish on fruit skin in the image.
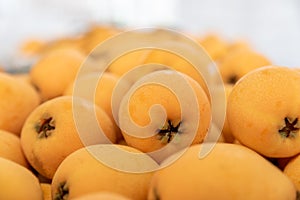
[54,181,69,200]
[275,101,282,107]
[246,123,253,128]
[278,117,299,138]
[35,117,55,138]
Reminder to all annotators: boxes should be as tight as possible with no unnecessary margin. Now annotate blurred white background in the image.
[0,0,299,68]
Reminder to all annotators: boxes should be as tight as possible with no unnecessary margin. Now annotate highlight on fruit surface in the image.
[72,192,132,200]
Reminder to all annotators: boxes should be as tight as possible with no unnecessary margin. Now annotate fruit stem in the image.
[157,120,181,144]
[35,117,55,138]
[278,117,299,138]
[54,181,69,200]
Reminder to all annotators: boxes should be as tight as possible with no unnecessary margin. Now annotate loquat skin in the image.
[227,66,300,157]
[143,49,210,98]
[148,143,296,200]
[119,70,211,162]
[64,72,131,141]
[211,83,235,143]
[21,96,117,179]
[0,130,29,168]
[0,157,43,200]
[81,25,120,54]
[108,50,151,77]
[20,39,45,56]
[30,48,86,101]
[218,49,271,84]
[0,72,40,135]
[221,84,235,142]
[284,154,300,191]
[39,37,85,56]
[198,34,229,60]
[51,144,158,200]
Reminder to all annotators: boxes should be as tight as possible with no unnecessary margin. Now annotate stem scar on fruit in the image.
[35,117,55,138]
[278,117,299,138]
[157,120,182,144]
[228,75,238,84]
[54,181,69,200]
